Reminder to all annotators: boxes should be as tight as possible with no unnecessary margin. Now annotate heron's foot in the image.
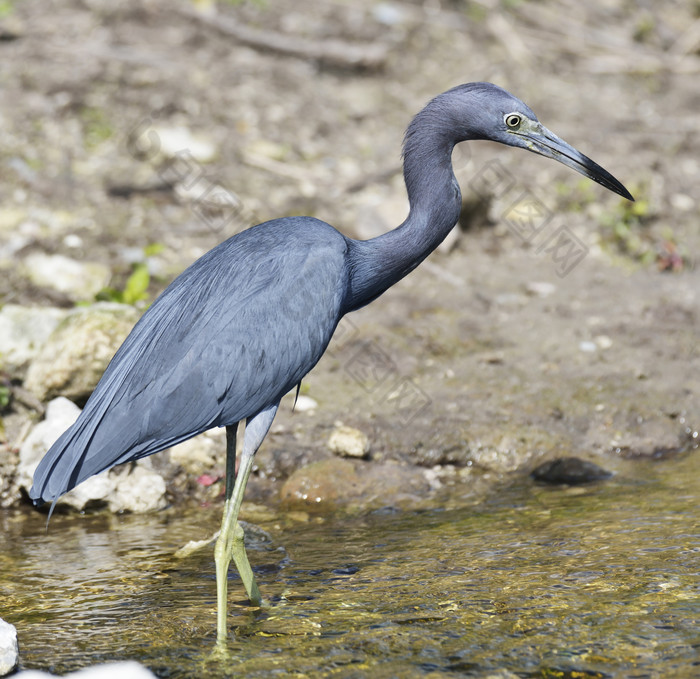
[211,635,232,657]
[173,530,221,559]
[214,515,264,642]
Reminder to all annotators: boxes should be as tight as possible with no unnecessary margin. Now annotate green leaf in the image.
[0,385,10,409]
[143,242,165,257]
[122,263,150,305]
[95,287,122,303]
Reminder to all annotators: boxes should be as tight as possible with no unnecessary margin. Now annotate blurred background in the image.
[1,0,698,301]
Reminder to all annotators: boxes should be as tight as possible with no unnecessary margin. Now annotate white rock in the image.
[294,395,318,413]
[14,661,157,678]
[524,281,556,298]
[373,3,406,26]
[579,341,597,353]
[169,428,224,476]
[23,253,111,301]
[108,464,167,514]
[0,618,18,676]
[0,305,67,374]
[152,126,217,163]
[594,334,613,350]
[16,397,111,510]
[62,234,83,249]
[17,397,82,493]
[328,425,370,458]
[670,192,694,212]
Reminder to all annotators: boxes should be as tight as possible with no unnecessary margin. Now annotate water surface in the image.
[2,453,698,678]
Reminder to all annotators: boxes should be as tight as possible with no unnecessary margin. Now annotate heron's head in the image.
[443,82,633,201]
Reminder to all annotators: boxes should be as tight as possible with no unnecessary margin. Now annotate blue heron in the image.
[30,82,632,642]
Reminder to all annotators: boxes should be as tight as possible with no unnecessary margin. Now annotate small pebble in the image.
[294,395,318,413]
[373,3,406,26]
[594,334,613,349]
[62,234,83,248]
[524,281,556,297]
[328,425,370,458]
[670,193,694,212]
[151,126,217,163]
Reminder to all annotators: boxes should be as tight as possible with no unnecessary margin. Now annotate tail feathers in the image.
[29,411,116,506]
[29,402,214,510]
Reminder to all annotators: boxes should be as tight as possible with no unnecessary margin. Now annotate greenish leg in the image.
[231,521,262,605]
[215,422,241,643]
[214,404,278,643]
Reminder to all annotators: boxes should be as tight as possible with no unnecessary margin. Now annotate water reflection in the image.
[2,453,698,677]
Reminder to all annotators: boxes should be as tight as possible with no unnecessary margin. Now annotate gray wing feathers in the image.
[31,218,348,502]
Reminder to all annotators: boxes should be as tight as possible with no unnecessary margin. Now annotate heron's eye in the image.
[505,113,522,129]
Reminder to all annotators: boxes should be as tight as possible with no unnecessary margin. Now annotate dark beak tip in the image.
[598,173,634,203]
[618,184,635,202]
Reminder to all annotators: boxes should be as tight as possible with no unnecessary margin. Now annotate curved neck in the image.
[343,111,462,313]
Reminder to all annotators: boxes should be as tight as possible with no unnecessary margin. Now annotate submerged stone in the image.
[531,457,613,485]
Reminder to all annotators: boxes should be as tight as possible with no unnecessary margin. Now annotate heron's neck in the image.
[344,124,461,313]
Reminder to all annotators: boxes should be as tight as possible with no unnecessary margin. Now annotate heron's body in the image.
[33,218,347,498]
[30,82,632,643]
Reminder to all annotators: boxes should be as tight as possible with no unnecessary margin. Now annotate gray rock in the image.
[22,252,111,301]
[18,398,167,514]
[15,661,157,678]
[24,303,139,403]
[0,618,18,676]
[0,305,67,375]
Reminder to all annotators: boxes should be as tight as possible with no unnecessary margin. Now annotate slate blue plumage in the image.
[32,218,347,500]
[30,82,632,642]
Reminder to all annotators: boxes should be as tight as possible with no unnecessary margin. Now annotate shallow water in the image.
[2,453,698,678]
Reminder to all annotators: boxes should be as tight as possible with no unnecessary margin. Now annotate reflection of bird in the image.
[30,82,633,642]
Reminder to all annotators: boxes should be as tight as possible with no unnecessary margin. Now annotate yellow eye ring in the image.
[505,113,521,129]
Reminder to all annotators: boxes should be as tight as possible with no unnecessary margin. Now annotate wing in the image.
[31,217,349,503]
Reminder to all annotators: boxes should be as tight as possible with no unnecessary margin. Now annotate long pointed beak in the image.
[523,123,634,201]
